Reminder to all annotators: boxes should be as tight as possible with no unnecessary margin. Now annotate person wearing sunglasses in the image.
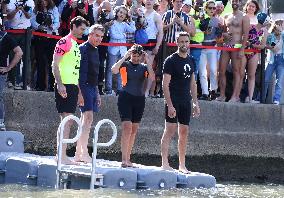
[198,0,222,100]
[111,44,155,168]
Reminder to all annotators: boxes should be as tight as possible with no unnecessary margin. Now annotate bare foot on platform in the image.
[161,164,175,171]
[55,155,80,165]
[179,166,191,174]
[74,154,92,163]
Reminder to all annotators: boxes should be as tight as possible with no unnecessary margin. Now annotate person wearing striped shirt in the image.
[162,0,195,57]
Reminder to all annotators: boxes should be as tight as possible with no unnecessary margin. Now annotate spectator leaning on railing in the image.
[6,0,34,90]
[0,24,23,130]
[31,0,60,91]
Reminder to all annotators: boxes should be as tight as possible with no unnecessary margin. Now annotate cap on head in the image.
[257,12,269,25]
[182,0,192,7]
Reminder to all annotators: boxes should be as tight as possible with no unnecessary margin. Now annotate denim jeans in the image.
[0,75,7,123]
[199,49,218,95]
[264,54,284,102]
[105,53,122,92]
[190,48,202,78]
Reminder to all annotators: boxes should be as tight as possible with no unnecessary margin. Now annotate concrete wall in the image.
[4,90,284,159]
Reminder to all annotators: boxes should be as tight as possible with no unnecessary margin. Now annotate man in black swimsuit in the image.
[161,32,200,174]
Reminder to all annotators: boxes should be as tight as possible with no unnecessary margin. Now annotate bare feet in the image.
[179,165,191,174]
[74,154,92,163]
[161,164,175,171]
[121,161,136,168]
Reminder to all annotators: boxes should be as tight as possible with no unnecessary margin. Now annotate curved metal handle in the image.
[59,115,82,144]
[94,119,117,147]
[90,119,117,189]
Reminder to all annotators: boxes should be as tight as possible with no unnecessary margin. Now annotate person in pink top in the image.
[52,16,89,165]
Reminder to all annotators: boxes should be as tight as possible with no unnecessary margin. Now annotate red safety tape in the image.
[6,29,260,53]
[167,43,261,53]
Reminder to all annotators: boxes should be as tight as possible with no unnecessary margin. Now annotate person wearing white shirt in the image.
[6,0,35,90]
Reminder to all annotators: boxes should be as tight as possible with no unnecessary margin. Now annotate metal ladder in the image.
[56,115,117,189]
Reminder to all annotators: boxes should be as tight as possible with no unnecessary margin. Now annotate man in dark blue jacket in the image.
[74,24,105,163]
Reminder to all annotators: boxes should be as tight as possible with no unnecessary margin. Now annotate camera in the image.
[271,42,276,47]
[15,0,31,12]
[36,11,52,27]
[176,12,181,17]
[77,0,85,9]
[98,9,112,24]
[132,0,137,8]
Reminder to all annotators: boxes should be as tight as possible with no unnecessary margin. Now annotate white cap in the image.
[182,0,192,7]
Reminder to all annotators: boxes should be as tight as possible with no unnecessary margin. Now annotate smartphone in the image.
[176,12,181,17]
[199,7,204,18]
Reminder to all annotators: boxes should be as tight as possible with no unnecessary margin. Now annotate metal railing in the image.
[56,115,82,189]
[90,119,117,189]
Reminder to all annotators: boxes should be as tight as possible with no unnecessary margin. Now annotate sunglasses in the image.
[207,7,216,10]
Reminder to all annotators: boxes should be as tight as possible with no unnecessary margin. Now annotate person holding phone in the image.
[105,5,136,95]
[198,0,222,101]
[162,0,195,57]
[111,44,155,168]
[264,21,284,105]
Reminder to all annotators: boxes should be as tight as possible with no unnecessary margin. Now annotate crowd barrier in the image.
[5,29,267,103]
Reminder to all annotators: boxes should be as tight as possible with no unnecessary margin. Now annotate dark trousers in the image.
[34,36,56,91]
[8,32,31,85]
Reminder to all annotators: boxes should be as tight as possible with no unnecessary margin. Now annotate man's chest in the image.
[226,15,242,28]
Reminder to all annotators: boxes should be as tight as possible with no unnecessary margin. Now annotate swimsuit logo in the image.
[183,64,191,78]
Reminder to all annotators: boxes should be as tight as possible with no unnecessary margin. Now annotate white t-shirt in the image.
[7,0,35,29]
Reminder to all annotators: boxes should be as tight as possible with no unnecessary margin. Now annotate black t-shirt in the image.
[163,52,195,103]
[0,32,17,74]
[120,61,148,96]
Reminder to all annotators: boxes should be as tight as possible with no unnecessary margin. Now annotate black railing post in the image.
[23,28,32,90]
[260,49,266,103]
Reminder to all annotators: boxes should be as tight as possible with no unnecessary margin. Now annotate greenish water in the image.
[0,183,283,198]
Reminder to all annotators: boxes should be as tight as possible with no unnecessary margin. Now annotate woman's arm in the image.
[111,50,131,74]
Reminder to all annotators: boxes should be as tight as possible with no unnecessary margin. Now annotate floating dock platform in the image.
[0,130,216,190]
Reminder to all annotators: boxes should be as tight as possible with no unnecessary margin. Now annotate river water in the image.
[0,183,283,198]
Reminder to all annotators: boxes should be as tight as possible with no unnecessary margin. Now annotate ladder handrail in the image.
[90,119,117,189]
[56,115,82,189]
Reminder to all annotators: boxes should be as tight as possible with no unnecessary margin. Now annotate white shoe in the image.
[273,101,280,105]
[0,123,6,131]
[245,97,250,103]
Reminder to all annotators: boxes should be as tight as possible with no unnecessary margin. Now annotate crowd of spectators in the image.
[0,0,283,104]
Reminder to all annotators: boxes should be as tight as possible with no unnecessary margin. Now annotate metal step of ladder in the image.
[56,115,117,190]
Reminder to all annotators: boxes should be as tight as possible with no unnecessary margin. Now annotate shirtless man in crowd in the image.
[216,0,250,102]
